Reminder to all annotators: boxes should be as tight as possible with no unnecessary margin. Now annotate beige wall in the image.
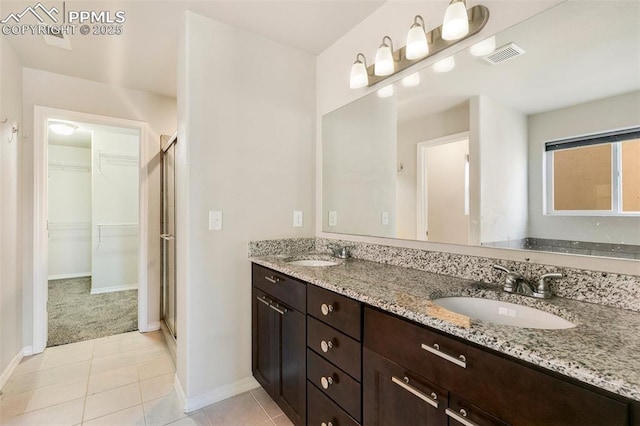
[0,36,24,380]
[21,69,176,345]
[177,12,315,409]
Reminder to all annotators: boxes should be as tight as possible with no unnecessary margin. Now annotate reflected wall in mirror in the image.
[322,1,640,260]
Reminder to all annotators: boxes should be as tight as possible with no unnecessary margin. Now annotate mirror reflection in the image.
[322,1,640,259]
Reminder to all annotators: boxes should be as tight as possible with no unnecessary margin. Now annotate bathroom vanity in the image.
[251,257,640,425]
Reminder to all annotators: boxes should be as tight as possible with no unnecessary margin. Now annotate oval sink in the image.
[433,297,575,329]
[287,259,339,267]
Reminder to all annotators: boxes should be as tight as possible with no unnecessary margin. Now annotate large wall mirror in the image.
[322,1,640,260]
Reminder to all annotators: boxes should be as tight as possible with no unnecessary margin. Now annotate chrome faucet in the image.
[533,272,564,299]
[330,244,352,259]
[493,265,563,299]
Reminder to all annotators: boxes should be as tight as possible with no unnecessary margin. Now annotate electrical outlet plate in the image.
[293,211,303,227]
[328,211,337,227]
[209,211,223,230]
[381,211,389,226]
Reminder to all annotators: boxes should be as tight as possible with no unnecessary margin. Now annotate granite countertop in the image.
[250,253,640,401]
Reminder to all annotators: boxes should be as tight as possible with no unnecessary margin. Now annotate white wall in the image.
[47,145,91,279]
[91,130,139,294]
[528,90,640,245]
[0,36,24,380]
[472,96,528,245]
[322,93,397,237]
[22,69,176,344]
[177,12,315,408]
[397,103,470,239]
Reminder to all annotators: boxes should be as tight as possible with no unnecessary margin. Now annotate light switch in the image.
[328,211,337,227]
[381,211,389,226]
[293,211,303,227]
[209,210,223,230]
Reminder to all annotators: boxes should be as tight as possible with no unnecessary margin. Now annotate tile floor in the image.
[0,331,292,426]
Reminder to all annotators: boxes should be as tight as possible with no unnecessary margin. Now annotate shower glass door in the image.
[161,135,177,339]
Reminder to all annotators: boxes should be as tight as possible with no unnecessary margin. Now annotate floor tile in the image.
[24,378,87,412]
[272,414,294,426]
[83,382,142,421]
[204,392,271,426]
[90,351,138,375]
[93,338,137,359]
[134,345,169,363]
[166,411,211,426]
[1,370,40,395]
[44,346,93,369]
[37,360,91,388]
[4,397,84,426]
[137,356,174,381]
[0,390,33,420]
[46,339,95,354]
[82,404,146,426]
[13,353,48,376]
[143,391,187,426]
[250,386,283,418]
[140,372,174,402]
[87,364,139,395]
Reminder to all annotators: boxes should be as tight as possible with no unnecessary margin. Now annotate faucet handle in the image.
[533,272,563,299]
[493,264,512,274]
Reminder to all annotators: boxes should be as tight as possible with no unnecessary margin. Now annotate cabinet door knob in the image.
[320,340,334,353]
[320,376,334,389]
[321,303,334,315]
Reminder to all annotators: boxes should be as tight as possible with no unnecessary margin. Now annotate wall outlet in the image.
[381,211,389,226]
[209,210,223,230]
[328,211,338,227]
[293,211,303,227]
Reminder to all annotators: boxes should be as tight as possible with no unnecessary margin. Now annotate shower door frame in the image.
[160,134,177,340]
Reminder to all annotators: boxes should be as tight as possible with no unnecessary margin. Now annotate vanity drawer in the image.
[252,264,306,313]
[447,394,510,426]
[308,285,361,340]
[307,349,362,422]
[308,316,361,381]
[307,381,360,426]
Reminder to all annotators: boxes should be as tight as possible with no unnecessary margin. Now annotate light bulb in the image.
[442,0,469,41]
[470,36,496,56]
[406,16,429,60]
[374,36,395,76]
[49,122,77,136]
[401,72,421,87]
[433,56,455,73]
[377,85,394,98]
[350,54,369,89]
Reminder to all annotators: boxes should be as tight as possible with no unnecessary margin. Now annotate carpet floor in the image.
[47,277,138,347]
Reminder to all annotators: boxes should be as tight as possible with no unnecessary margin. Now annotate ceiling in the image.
[3,0,385,98]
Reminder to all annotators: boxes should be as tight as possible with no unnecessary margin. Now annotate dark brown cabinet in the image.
[252,265,306,425]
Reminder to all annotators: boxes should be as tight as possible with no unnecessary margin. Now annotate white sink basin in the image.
[287,259,339,267]
[433,297,575,329]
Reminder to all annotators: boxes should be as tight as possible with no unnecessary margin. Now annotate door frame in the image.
[416,131,469,241]
[160,133,177,340]
[33,105,150,353]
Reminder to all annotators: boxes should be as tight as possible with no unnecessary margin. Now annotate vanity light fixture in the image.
[470,35,496,56]
[406,15,429,60]
[376,84,395,98]
[433,56,455,72]
[401,72,421,87]
[350,53,369,89]
[442,0,470,41]
[374,36,396,76]
[49,121,77,136]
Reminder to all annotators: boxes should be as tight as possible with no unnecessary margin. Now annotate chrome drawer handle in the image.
[321,422,334,426]
[321,303,334,315]
[320,376,334,389]
[391,376,439,408]
[445,408,479,426]
[320,340,334,353]
[269,304,286,315]
[265,275,281,284]
[256,296,270,306]
[421,343,467,368]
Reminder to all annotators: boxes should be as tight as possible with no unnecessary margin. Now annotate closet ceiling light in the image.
[49,122,77,136]
[442,0,470,41]
[350,53,369,89]
[406,15,429,60]
[374,36,395,76]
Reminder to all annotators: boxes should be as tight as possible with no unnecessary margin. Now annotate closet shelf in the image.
[48,161,91,173]
[97,150,138,174]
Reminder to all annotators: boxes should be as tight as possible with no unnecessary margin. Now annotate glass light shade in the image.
[470,36,496,56]
[442,1,469,41]
[401,72,421,87]
[406,25,429,60]
[376,85,394,98]
[49,122,76,136]
[433,56,455,73]
[350,61,368,89]
[374,44,394,76]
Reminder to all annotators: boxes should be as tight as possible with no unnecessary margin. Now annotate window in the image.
[545,127,640,215]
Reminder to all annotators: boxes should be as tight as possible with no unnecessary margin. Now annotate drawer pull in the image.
[321,303,334,315]
[421,343,467,368]
[391,376,439,409]
[445,408,479,426]
[320,376,334,389]
[269,304,287,315]
[256,296,270,306]
[321,423,334,426]
[320,340,334,353]
[265,275,281,284]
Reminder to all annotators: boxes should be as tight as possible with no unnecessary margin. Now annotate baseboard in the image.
[141,321,161,332]
[22,346,34,356]
[174,374,186,412]
[90,283,138,294]
[0,348,25,390]
[182,376,261,413]
[48,272,91,280]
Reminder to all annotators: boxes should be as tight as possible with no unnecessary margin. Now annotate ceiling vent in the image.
[482,42,525,65]
[43,29,71,50]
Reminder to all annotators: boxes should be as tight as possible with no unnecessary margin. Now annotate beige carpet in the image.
[47,277,138,347]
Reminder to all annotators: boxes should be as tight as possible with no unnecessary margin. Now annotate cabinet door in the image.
[276,304,306,426]
[253,288,275,395]
[364,348,447,426]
